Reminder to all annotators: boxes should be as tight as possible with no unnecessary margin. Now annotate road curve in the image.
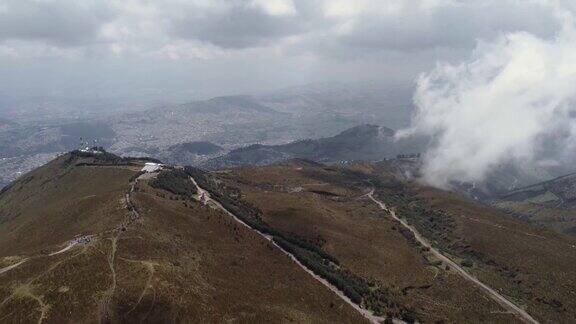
[190,176,386,324]
[368,191,539,324]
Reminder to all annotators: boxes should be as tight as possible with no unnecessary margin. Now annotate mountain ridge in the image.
[203,124,424,169]
[2,150,576,322]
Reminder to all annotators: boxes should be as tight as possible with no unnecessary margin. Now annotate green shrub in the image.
[461,259,474,268]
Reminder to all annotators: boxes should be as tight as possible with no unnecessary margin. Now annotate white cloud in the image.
[399,8,576,188]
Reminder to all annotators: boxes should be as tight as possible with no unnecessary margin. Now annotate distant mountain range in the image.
[2,81,575,208]
[0,81,415,188]
[160,141,224,165]
[492,172,576,234]
[109,81,415,157]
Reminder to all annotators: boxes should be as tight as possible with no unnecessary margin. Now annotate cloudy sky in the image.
[0,0,566,101]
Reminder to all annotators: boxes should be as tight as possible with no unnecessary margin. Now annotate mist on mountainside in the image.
[400,5,576,190]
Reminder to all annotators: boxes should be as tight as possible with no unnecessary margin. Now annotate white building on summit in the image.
[142,162,163,173]
[79,147,103,154]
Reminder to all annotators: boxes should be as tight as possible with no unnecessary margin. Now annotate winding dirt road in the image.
[190,176,387,324]
[367,191,539,324]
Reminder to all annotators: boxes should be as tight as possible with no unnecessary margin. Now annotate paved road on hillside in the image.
[189,176,387,324]
[368,191,539,324]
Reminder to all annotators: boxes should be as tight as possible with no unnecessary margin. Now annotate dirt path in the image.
[48,243,76,256]
[190,176,386,324]
[0,260,28,275]
[1,173,144,324]
[8,283,50,324]
[99,177,142,322]
[367,191,539,324]
[121,259,157,316]
[0,238,87,276]
[99,235,119,322]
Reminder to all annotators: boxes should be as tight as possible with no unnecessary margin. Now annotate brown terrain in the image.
[2,150,575,323]
[494,200,576,235]
[367,161,576,323]
[401,185,576,323]
[213,161,513,323]
[213,159,576,323]
[493,172,576,235]
[0,152,364,323]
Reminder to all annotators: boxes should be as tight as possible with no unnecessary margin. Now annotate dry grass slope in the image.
[0,153,365,323]
[216,161,524,323]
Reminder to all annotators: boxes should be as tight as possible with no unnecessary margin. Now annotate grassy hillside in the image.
[3,150,574,322]
[208,160,576,323]
[0,153,364,323]
[493,172,576,235]
[211,161,524,323]
[367,162,576,323]
[0,153,137,256]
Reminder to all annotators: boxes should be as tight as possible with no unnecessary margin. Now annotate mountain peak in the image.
[336,124,394,139]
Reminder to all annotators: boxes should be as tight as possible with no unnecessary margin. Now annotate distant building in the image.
[79,146,104,154]
[142,162,163,173]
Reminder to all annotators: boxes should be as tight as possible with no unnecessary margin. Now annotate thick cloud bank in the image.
[400,17,576,188]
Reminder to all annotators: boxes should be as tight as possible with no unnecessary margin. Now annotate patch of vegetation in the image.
[274,237,415,319]
[274,237,361,301]
[150,169,197,199]
[186,167,339,263]
[185,166,417,320]
[461,259,474,268]
[372,182,515,280]
[308,189,339,197]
